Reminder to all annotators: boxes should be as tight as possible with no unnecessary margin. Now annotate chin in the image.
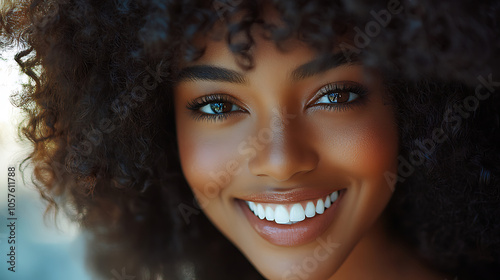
[196,180,393,280]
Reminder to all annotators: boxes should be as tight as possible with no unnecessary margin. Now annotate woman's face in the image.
[174,21,399,279]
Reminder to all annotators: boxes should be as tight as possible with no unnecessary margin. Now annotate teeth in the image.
[265,206,274,221]
[245,191,340,225]
[274,205,290,224]
[249,201,256,212]
[331,191,338,202]
[289,204,305,222]
[305,202,316,218]
[257,204,266,219]
[316,199,324,214]
[325,196,331,208]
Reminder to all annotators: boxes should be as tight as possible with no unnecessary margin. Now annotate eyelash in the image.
[186,94,244,122]
[186,82,368,122]
[312,82,368,112]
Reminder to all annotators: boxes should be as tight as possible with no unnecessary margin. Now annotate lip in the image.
[237,189,345,247]
[238,188,342,203]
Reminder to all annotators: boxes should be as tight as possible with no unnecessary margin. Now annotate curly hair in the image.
[1,0,499,279]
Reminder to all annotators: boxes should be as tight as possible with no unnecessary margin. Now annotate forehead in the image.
[182,3,334,69]
[190,33,317,69]
[178,27,360,86]
[176,3,360,83]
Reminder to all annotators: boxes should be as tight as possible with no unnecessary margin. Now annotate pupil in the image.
[328,92,349,103]
[328,93,339,103]
[211,102,231,114]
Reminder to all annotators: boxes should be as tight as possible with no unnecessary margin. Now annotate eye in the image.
[199,102,242,114]
[315,91,359,104]
[311,82,367,111]
[186,94,246,122]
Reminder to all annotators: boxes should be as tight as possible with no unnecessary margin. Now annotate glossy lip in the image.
[237,189,345,247]
[238,188,342,203]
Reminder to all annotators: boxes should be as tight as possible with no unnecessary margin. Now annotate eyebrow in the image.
[290,52,360,81]
[178,65,247,84]
[177,52,360,84]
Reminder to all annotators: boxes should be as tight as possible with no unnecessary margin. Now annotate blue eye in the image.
[199,102,242,114]
[315,91,359,104]
[186,94,246,121]
[186,83,367,122]
[312,82,367,109]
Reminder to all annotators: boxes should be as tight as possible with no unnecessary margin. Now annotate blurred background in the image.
[0,47,92,280]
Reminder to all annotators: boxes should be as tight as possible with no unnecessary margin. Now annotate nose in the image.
[247,110,318,182]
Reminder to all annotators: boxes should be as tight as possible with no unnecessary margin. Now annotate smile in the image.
[244,191,339,225]
[237,189,345,246]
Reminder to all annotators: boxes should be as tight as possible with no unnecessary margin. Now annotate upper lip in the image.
[237,188,343,203]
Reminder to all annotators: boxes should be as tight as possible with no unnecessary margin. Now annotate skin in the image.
[173,14,447,280]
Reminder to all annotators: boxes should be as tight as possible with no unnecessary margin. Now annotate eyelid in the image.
[310,81,367,104]
[185,93,249,122]
[185,81,368,122]
[186,93,246,111]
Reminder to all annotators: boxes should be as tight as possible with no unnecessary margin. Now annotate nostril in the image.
[248,149,319,182]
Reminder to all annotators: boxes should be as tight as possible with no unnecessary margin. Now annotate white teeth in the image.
[257,204,266,219]
[305,202,316,218]
[265,206,274,221]
[331,191,338,202]
[325,195,331,208]
[249,201,256,212]
[245,190,341,225]
[316,199,324,214]
[289,203,305,222]
[274,205,290,224]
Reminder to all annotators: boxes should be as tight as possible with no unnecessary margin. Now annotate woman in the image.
[1,0,499,279]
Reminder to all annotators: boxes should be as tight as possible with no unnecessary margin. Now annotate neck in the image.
[330,214,451,280]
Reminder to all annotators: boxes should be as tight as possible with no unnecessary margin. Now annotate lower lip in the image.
[237,190,345,247]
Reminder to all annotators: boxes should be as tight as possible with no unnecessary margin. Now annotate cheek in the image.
[314,108,399,182]
[176,120,250,196]
[342,117,398,178]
